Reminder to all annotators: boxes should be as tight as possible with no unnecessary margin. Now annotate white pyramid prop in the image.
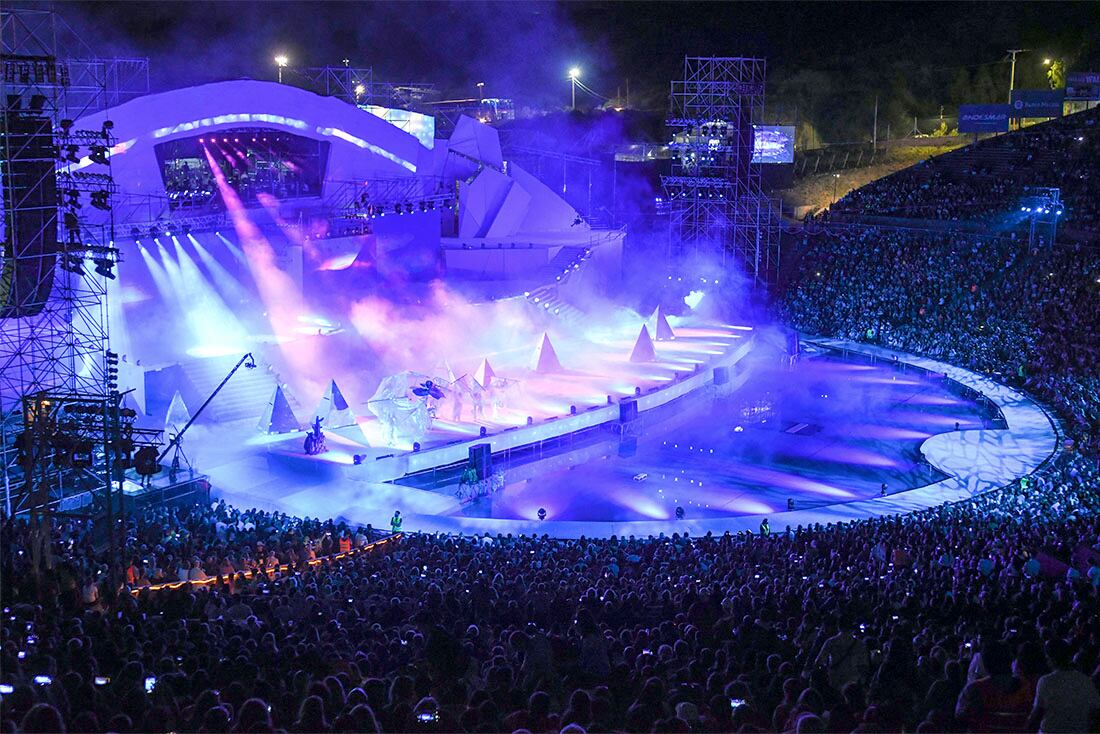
[653,306,675,341]
[533,333,563,373]
[474,358,496,389]
[314,379,357,428]
[258,384,301,434]
[164,390,191,441]
[630,325,658,363]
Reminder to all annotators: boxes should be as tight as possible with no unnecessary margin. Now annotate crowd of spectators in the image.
[3,81,1100,734]
[781,226,1100,451]
[2,447,1099,734]
[831,107,1100,237]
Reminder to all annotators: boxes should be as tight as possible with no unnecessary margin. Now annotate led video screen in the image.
[752,126,795,164]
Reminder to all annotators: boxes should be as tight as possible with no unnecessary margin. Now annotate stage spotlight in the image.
[479,426,487,437]
[353,454,363,465]
[570,405,577,415]
[537,507,547,521]
[526,416,533,425]
[675,506,685,519]
[93,257,116,279]
[412,442,421,452]
[89,144,109,165]
[60,254,85,276]
[90,190,110,210]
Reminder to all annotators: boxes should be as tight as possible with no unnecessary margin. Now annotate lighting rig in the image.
[55,119,121,278]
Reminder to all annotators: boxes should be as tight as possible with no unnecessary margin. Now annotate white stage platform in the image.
[207,337,1059,538]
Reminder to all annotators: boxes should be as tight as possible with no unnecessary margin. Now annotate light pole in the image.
[274,54,289,84]
[832,173,841,205]
[568,67,580,111]
[1006,48,1027,103]
[476,82,485,101]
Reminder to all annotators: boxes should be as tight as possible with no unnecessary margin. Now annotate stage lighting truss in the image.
[15,391,163,506]
[2,5,151,525]
[661,57,780,286]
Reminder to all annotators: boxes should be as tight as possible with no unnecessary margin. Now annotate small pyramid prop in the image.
[164,390,191,440]
[533,332,563,373]
[474,358,496,389]
[315,379,356,428]
[630,324,657,363]
[653,306,675,341]
[258,384,301,434]
[121,390,145,417]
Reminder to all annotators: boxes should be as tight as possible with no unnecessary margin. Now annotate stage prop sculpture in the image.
[368,371,446,445]
[314,379,356,428]
[630,324,658,363]
[653,306,676,341]
[303,416,327,455]
[533,333,563,373]
[259,384,301,434]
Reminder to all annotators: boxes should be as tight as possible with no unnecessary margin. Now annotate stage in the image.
[186,335,1059,538]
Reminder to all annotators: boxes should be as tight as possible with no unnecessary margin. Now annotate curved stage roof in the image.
[69,79,592,239]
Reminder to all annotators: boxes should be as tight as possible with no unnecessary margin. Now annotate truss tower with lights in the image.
[1,7,153,532]
[662,56,780,285]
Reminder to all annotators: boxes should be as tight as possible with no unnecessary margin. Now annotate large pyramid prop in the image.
[314,379,356,428]
[630,325,658,363]
[164,390,191,440]
[652,306,675,341]
[474,358,496,389]
[533,333,563,373]
[258,384,301,434]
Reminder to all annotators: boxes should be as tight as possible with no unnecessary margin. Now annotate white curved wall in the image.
[68,80,429,202]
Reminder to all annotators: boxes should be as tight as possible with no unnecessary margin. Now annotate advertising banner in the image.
[1066,72,1100,101]
[1010,89,1065,118]
[958,104,1010,133]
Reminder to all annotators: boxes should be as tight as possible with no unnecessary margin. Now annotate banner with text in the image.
[958,104,1010,133]
[1010,89,1065,118]
[1066,72,1100,101]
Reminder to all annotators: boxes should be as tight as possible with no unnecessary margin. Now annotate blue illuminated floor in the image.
[204,339,1057,538]
[409,352,993,522]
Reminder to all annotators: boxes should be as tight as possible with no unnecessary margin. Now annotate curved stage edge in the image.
[212,338,1059,538]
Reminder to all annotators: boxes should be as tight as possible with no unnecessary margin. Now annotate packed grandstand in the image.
[5,59,1100,734]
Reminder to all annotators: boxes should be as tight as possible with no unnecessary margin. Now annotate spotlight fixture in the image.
[88,144,109,165]
[537,507,547,521]
[93,257,116,280]
[60,254,86,276]
[675,506,685,519]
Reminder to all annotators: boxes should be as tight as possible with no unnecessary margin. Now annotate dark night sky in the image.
[48,1,1100,110]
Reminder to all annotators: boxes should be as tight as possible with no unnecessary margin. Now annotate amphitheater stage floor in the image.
[198,337,1059,538]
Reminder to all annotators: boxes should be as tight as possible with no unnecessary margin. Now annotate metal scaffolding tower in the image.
[1,7,150,525]
[662,57,780,285]
[296,65,438,109]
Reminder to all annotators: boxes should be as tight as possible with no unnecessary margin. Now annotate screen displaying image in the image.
[752,126,795,164]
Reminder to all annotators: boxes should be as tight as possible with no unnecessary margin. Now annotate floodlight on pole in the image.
[274,54,289,83]
[354,83,366,99]
[568,67,580,110]
[1006,48,1027,104]
[476,81,485,101]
